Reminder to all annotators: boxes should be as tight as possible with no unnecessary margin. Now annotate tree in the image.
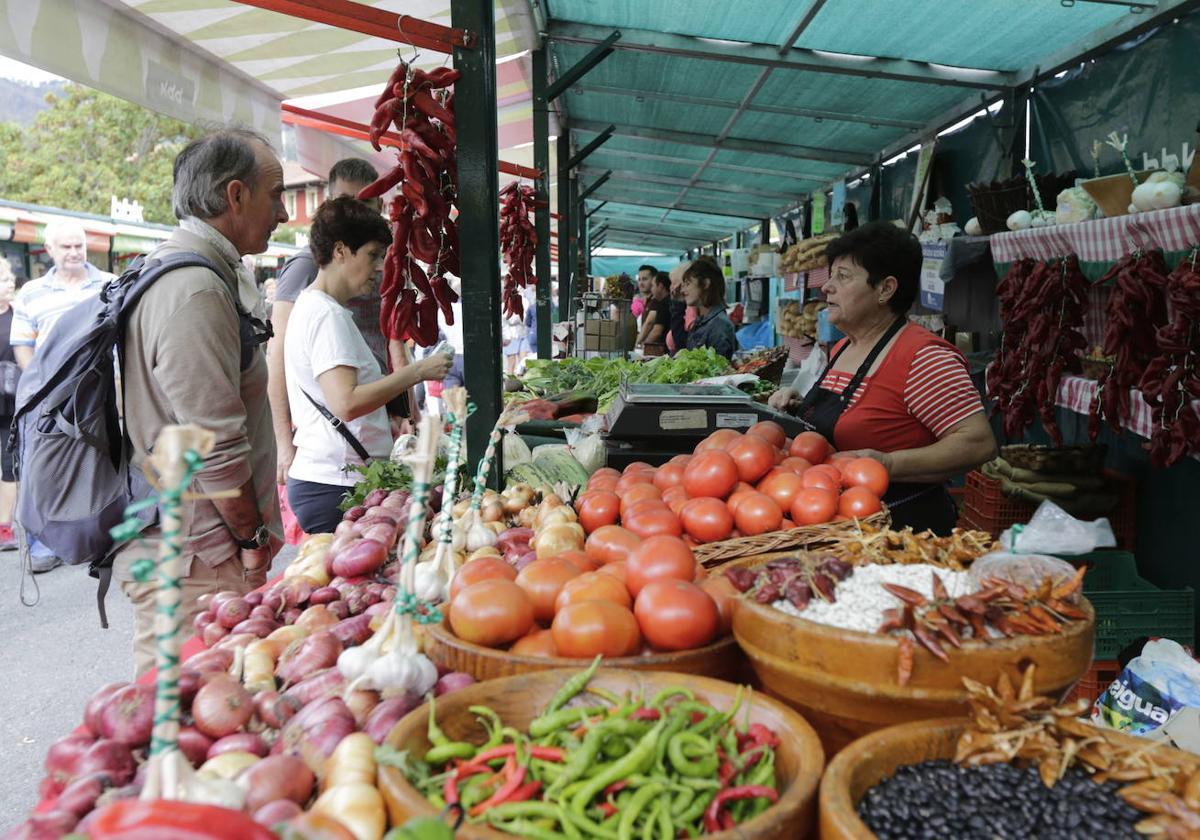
[0,84,204,224]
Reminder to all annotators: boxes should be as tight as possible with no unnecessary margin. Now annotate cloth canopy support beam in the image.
[582,167,805,201]
[577,170,612,202]
[563,125,616,173]
[585,201,608,218]
[546,30,621,101]
[452,0,502,483]
[574,146,835,183]
[532,47,553,359]
[589,194,768,220]
[590,216,738,240]
[231,0,474,53]
[594,184,781,216]
[547,22,1015,88]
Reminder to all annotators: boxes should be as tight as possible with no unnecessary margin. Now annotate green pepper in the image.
[654,708,689,773]
[571,721,666,815]
[656,793,674,840]
[674,788,716,826]
[469,705,505,751]
[529,705,607,738]
[669,786,696,818]
[616,782,664,840]
[547,726,604,797]
[667,732,718,778]
[424,695,476,764]
[641,799,663,840]
[543,654,603,714]
[650,687,693,708]
[585,685,621,705]
[488,819,568,840]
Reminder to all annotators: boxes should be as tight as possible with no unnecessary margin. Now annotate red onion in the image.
[331,539,386,579]
[365,602,390,621]
[343,505,367,522]
[253,690,301,729]
[178,670,201,706]
[216,597,251,629]
[177,726,213,767]
[329,613,373,646]
[261,590,284,614]
[243,590,264,607]
[6,810,79,840]
[360,523,397,549]
[359,512,399,529]
[281,668,345,707]
[309,586,339,605]
[253,799,304,826]
[183,648,234,674]
[195,592,215,612]
[232,617,280,637]
[513,550,538,571]
[496,527,535,554]
[83,682,127,737]
[381,587,396,602]
[345,689,381,729]
[282,608,303,625]
[76,739,135,785]
[435,672,477,697]
[98,683,154,747]
[364,692,421,744]
[56,772,110,818]
[214,632,257,652]
[191,676,254,739]
[334,520,357,539]
[242,755,315,815]
[326,600,350,620]
[277,631,342,685]
[361,588,383,607]
[282,580,313,609]
[363,489,388,508]
[192,611,216,634]
[249,604,277,621]
[43,733,95,794]
[210,590,240,611]
[207,732,268,759]
[202,622,229,646]
[276,697,356,773]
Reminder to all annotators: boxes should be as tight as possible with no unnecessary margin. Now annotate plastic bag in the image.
[998,500,1116,555]
[793,344,828,398]
[736,319,774,351]
[563,428,605,474]
[502,432,532,469]
[967,552,1078,598]
[1092,639,1200,736]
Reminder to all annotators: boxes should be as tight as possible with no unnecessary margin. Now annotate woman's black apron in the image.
[792,319,958,535]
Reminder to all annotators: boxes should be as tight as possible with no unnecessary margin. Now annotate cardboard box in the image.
[598,319,618,336]
[585,319,604,336]
[598,335,620,351]
[584,334,601,351]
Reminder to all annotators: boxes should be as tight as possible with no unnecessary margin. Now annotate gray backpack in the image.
[11,253,223,621]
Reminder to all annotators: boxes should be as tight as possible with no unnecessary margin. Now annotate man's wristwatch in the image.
[234,524,270,551]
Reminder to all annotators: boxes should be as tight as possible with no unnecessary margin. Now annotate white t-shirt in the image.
[285,288,393,486]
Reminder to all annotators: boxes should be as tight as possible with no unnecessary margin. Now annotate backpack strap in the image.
[299,388,371,462]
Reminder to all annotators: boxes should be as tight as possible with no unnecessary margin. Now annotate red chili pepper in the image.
[411,89,455,126]
[747,723,780,749]
[464,744,565,767]
[702,785,780,833]
[603,780,629,797]
[358,163,404,200]
[508,780,542,804]
[690,711,706,725]
[468,757,527,817]
[443,763,488,806]
[629,707,661,721]
[717,750,738,787]
[83,800,278,839]
[597,802,618,819]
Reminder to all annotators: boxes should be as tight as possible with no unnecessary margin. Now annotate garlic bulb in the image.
[464,508,497,552]
[367,650,437,698]
[413,559,446,602]
[1006,210,1032,231]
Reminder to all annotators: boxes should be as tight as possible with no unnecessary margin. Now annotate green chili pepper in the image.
[675,788,716,826]
[667,732,718,778]
[558,806,584,840]
[547,726,604,797]
[560,804,618,840]
[529,705,607,738]
[585,685,621,705]
[616,782,664,840]
[670,786,696,818]
[654,709,689,773]
[427,793,446,811]
[641,799,663,840]
[571,721,666,815]
[543,654,602,715]
[679,778,721,791]
[426,695,450,747]
[469,705,504,750]
[656,793,674,840]
[488,818,568,840]
[423,741,476,765]
[487,801,562,821]
[650,687,693,708]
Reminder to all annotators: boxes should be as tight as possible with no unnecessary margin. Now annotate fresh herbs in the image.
[338,456,452,511]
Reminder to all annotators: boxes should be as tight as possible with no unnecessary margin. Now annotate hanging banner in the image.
[830,181,847,228]
[811,193,827,235]
[919,240,948,311]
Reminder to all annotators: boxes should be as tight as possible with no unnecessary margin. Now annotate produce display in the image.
[826,524,996,571]
[776,300,824,340]
[499,182,537,318]
[362,60,461,346]
[780,234,836,273]
[1140,253,1200,466]
[398,662,781,837]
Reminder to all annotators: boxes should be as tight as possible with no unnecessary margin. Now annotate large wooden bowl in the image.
[732,590,1094,757]
[379,668,826,839]
[819,716,1200,839]
[424,618,751,683]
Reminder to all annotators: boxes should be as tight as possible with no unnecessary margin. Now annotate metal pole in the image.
[569,176,580,313]
[557,121,571,324]
[532,48,552,359]
[760,219,770,244]
[452,0,501,482]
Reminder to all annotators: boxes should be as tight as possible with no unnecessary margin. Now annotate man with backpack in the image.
[115,130,287,674]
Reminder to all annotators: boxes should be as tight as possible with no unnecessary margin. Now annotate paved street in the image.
[0,545,296,832]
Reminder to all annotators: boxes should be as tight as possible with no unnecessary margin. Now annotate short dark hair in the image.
[328,158,379,188]
[309,196,392,267]
[683,258,726,309]
[638,264,657,275]
[824,220,921,314]
[654,271,671,290]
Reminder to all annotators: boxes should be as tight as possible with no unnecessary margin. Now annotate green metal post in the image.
[557,121,571,325]
[452,0,501,482]
[532,48,552,358]
[569,176,580,311]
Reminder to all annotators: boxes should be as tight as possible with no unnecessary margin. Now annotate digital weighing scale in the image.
[603,382,812,469]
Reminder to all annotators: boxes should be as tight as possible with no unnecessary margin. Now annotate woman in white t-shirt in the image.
[285,197,452,533]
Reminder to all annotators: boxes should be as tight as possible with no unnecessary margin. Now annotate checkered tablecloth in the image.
[991,204,1200,264]
[1055,374,1200,449]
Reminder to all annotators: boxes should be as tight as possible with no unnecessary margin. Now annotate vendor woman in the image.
[681,258,737,360]
[769,221,997,534]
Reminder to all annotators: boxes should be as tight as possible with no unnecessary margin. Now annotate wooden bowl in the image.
[379,668,826,839]
[424,618,751,683]
[731,587,1094,757]
[819,715,1200,839]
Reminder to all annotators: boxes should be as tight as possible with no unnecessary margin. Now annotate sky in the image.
[0,55,64,84]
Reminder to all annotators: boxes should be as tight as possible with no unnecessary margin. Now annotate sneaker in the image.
[30,553,62,573]
[0,524,14,551]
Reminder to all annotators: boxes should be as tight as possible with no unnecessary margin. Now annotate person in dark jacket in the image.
[682,258,737,360]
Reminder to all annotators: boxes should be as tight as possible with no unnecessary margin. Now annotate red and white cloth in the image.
[991,204,1200,265]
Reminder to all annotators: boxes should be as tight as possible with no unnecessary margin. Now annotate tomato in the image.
[780,456,813,475]
[757,470,805,512]
[780,517,795,529]
[551,600,641,658]
[634,580,719,651]
[679,497,734,543]
[791,431,832,464]
[616,471,656,494]
[623,461,655,475]
[589,467,620,483]
[556,571,633,612]
[665,495,688,516]
[790,488,838,525]
[449,579,534,647]
[652,463,686,492]
[626,535,697,597]
[576,490,621,533]
[839,486,883,518]
[800,468,840,493]
[661,485,689,506]
[682,451,739,500]
[698,576,738,636]
[596,560,628,585]
[622,498,670,522]
[623,505,683,539]
[733,492,783,536]
[515,558,581,624]
[726,489,756,516]
[727,435,775,484]
[510,628,558,658]
[697,429,740,452]
[746,420,786,449]
[842,457,890,497]
[618,483,663,517]
[585,525,641,565]
[557,549,602,572]
[809,463,843,484]
[587,475,618,493]
[449,556,517,601]
[668,454,692,467]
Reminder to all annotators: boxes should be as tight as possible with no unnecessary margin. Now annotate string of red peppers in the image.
[499,182,539,319]
[1139,250,1200,467]
[359,60,462,347]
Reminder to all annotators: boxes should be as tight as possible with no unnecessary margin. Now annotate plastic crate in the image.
[1062,659,1121,706]
[961,470,1136,550]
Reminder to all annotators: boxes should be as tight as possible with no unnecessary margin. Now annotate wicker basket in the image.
[694,507,890,567]
[1080,357,1114,381]
[999,444,1107,475]
[968,171,1077,234]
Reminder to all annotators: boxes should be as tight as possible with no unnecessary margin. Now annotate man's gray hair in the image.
[171,129,275,221]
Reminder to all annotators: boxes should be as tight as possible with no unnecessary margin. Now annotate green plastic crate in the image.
[1068,551,1195,660]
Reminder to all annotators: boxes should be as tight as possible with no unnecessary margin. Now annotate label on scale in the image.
[715,412,758,429]
[659,409,708,431]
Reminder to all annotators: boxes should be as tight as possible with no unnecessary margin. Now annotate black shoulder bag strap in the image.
[300,389,371,462]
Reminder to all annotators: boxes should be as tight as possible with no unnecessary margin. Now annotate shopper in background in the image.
[502,309,525,375]
[116,129,287,675]
[665,261,692,355]
[0,260,19,551]
[632,263,656,324]
[635,271,671,356]
[268,158,410,487]
[284,197,452,534]
[10,219,114,369]
[681,258,737,360]
[768,221,996,534]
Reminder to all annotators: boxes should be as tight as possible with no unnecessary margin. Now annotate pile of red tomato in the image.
[445,533,735,660]
[576,423,889,545]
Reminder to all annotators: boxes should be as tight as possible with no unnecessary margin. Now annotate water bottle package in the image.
[1092,639,1200,736]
